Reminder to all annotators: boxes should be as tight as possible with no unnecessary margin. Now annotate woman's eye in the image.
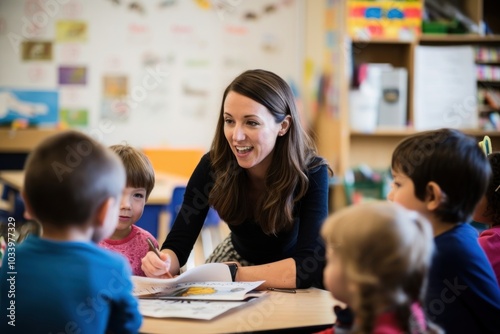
[247,120,259,126]
[224,118,233,124]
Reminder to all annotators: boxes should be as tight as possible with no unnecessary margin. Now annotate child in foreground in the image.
[388,128,500,333]
[473,151,500,286]
[0,131,142,333]
[317,201,441,334]
[99,144,158,276]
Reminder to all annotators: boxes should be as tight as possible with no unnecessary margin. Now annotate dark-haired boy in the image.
[0,131,142,333]
[388,128,500,333]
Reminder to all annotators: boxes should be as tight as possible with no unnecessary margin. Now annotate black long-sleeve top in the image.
[161,153,329,288]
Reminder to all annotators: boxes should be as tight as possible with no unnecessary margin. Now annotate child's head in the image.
[389,128,491,223]
[23,131,125,241]
[108,144,155,236]
[473,152,500,227]
[109,144,155,199]
[321,201,434,332]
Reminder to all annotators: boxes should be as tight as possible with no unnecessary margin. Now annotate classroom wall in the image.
[0,0,304,149]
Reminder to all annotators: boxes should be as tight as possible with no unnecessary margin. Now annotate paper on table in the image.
[139,299,249,320]
[413,45,477,130]
[133,263,232,296]
[142,281,266,301]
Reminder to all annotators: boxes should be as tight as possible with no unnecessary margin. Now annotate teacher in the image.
[142,69,332,289]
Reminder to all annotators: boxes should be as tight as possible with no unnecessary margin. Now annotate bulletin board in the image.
[0,0,304,149]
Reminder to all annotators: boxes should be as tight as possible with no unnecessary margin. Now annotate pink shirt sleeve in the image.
[99,225,159,276]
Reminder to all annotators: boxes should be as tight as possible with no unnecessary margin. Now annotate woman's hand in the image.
[141,250,173,278]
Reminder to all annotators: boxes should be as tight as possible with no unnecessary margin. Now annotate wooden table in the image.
[139,288,338,334]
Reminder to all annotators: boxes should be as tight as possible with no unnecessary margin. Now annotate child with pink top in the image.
[99,144,159,276]
[473,151,500,286]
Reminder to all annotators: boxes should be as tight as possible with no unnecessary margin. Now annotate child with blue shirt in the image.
[0,131,142,333]
[388,128,500,333]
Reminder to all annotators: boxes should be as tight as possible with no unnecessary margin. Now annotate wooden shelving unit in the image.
[307,0,500,178]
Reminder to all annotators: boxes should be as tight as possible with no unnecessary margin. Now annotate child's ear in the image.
[20,190,35,220]
[425,181,445,211]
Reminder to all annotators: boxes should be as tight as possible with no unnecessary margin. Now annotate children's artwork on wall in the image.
[0,0,302,148]
[127,23,152,45]
[101,98,130,122]
[0,89,58,125]
[60,107,89,127]
[101,75,129,121]
[56,20,88,42]
[59,44,83,63]
[58,66,87,85]
[21,41,52,61]
[129,1,146,15]
[27,65,49,83]
[103,75,128,98]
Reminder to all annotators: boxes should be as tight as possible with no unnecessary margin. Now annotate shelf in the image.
[350,128,416,137]
[478,80,500,84]
[420,34,500,43]
[351,37,414,45]
[352,35,500,45]
[350,128,500,137]
[476,61,500,65]
[0,128,62,152]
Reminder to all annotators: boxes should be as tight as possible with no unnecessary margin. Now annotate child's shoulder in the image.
[132,225,157,243]
[434,224,488,261]
[435,223,479,249]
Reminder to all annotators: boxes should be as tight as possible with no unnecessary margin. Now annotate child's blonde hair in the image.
[322,201,438,334]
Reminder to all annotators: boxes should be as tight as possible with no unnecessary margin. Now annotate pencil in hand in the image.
[146,238,173,278]
[147,238,162,258]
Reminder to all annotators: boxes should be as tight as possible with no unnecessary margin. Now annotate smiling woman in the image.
[141,69,333,290]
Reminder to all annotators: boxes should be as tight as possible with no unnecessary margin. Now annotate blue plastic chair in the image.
[168,186,220,228]
[168,186,222,262]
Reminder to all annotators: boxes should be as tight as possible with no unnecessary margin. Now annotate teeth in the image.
[236,146,252,153]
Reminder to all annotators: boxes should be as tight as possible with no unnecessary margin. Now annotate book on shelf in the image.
[133,263,267,320]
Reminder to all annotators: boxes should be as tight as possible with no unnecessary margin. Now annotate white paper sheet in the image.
[413,46,477,130]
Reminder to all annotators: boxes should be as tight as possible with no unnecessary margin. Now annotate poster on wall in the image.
[21,41,53,61]
[0,88,58,125]
[58,66,87,85]
[56,20,88,42]
[60,107,89,127]
[101,75,130,122]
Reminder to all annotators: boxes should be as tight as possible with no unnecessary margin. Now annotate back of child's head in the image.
[391,128,491,223]
[322,201,434,334]
[109,144,155,200]
[23,131,125,227]
[480,152,500,227]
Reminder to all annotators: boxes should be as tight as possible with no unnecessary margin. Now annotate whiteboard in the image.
[0,0,304,149]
